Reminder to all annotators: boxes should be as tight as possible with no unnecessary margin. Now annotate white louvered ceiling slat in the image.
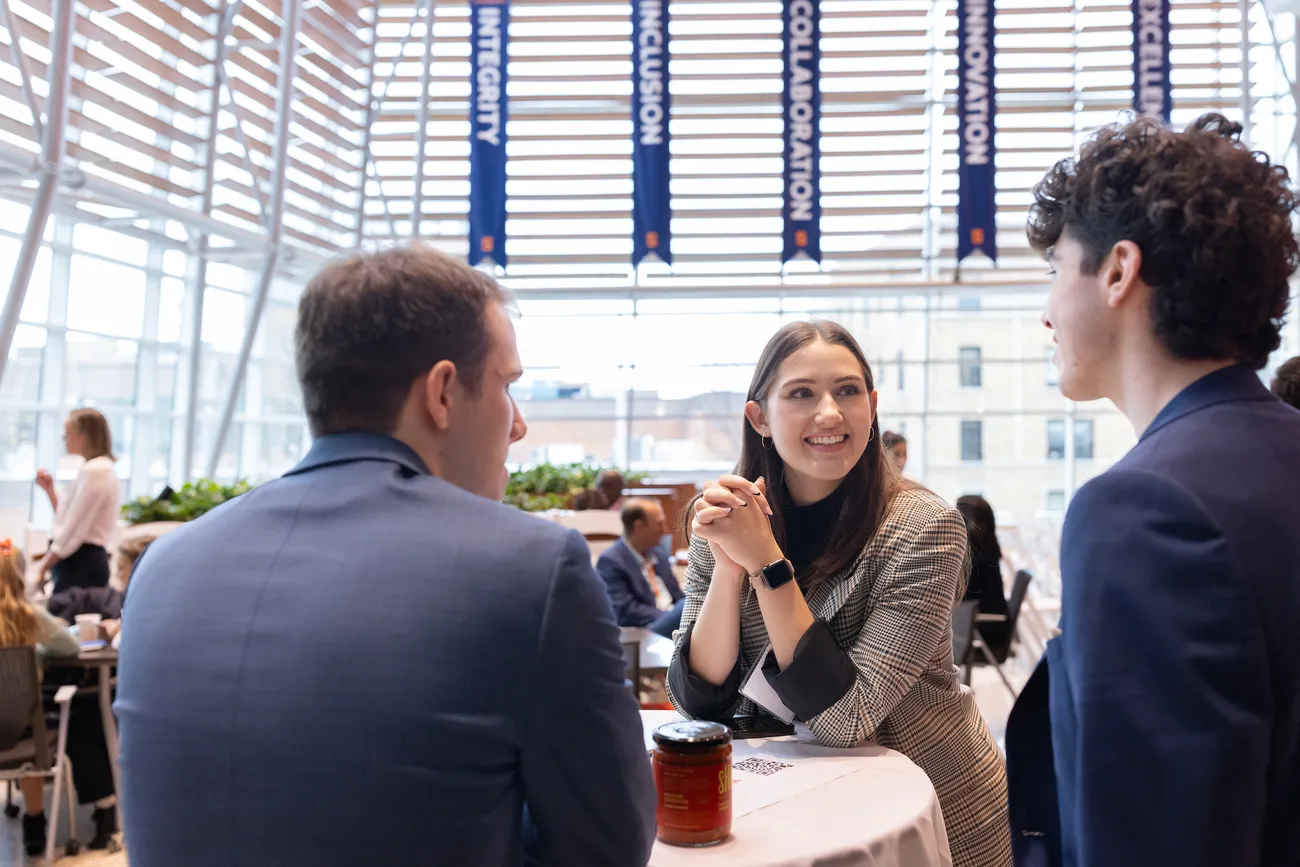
[0,0,1246,279]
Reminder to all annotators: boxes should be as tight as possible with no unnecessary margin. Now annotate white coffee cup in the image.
[74,613,102,642]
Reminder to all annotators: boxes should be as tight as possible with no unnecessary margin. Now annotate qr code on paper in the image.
[732,757,794,777]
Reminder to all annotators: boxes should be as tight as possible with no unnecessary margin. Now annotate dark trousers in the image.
[51,544,109,595]
[42,672,115,804]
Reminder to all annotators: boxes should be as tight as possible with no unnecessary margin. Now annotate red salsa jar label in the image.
[654,757,732,833]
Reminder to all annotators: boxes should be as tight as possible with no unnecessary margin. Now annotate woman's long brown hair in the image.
[69,408,115,461]
[687,320,902,593]
[956,495,1002,566]
[0,549,37,648]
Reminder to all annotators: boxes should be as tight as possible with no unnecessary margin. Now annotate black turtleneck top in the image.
[781,484,846,579]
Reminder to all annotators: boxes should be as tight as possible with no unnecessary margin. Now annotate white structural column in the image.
[1240,0,1253,143]
[918,295,931,483]
[132,230,166,498]
[181,0,235,481]
[1065,400,1077,502]
[33,218,73,528]
[0,0,76,386]
[920,0,943,281]
[206,0,303,477]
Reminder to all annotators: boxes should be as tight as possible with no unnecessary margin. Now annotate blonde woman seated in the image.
[0,541,78,856]
[667,321,1010,866]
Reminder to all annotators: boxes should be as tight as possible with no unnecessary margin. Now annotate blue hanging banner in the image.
[1132,0,1172,125]
[957,0,997,263]
[632,0,671,266]
[469,0,508,268]
[782,0,820,265]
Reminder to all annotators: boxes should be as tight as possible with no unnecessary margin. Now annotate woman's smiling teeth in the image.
[806,434,847,446]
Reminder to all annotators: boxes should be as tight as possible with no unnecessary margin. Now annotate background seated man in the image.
[1271,355,1300,411]
[595,469,626,512]
[597,498,683,637]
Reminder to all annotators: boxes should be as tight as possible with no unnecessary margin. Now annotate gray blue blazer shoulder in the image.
[667,486,1011,867]
[115,433,655,867]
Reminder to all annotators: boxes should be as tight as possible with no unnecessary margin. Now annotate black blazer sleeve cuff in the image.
[765,619,857,721]
[668,621,745,721]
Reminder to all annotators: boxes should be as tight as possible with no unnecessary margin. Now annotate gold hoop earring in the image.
[761,435,772,450]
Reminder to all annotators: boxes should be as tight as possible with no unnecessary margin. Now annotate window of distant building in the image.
[959,346,982,388]
[961,420,983,461]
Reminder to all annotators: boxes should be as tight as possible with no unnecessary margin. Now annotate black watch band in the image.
[755,557,795,591]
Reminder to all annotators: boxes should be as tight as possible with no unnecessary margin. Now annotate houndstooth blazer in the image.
[667,487,1012,867]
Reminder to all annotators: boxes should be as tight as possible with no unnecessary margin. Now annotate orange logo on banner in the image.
[481,236,495,253]
[795,230,808,247]
[971,228,985,246]
[646,231,659,249]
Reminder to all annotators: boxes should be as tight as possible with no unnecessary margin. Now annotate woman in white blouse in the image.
[35,409,121,594]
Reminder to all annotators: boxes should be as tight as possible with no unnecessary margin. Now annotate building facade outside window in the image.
[959,347,982,388]
[1048,418,1095,460]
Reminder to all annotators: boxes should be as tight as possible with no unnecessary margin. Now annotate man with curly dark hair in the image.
[1271,355,1300,411]
[1006,114,1300,867]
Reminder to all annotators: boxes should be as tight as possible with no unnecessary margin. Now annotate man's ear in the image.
[423,360,457,431]
[744,400,768,437]
[1104,240,1143,310]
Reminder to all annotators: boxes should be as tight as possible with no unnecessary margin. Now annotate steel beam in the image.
[206,0,302,478]
[0,139,252,251]
[0,0,75,386]
[363,11,425,241]
[181,0,236,481]
[410,0,436,238]
[215,58,272,222]
[352,0,382,246]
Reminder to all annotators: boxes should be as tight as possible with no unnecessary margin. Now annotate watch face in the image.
[761,558,795,590]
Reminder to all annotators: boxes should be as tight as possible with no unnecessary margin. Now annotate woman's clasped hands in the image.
[691,474,784,581]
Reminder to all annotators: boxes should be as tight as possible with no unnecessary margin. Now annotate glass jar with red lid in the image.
[651,720,732,847]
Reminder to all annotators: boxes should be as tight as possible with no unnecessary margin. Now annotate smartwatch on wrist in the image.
[753,557,795,591]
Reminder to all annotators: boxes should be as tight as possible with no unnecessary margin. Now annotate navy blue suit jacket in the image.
[596,539,683,628]
[115,434,655,867]
[1007,366,1300,867]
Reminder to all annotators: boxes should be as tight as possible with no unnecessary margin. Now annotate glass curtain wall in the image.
[1,0,1298,592]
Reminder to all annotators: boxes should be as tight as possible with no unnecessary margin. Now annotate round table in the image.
[641,711,953,867]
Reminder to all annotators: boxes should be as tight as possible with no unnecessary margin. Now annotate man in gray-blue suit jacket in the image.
[115,247,656,866]
[1006,113,1300,867]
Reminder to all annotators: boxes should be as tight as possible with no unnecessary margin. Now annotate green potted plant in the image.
[504,464,644,512]
[121,479,253,525]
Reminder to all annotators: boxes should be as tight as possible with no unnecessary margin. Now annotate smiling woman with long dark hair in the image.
[666,320,1010,866]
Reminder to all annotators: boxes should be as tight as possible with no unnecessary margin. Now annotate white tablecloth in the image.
[642,711,952,867]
